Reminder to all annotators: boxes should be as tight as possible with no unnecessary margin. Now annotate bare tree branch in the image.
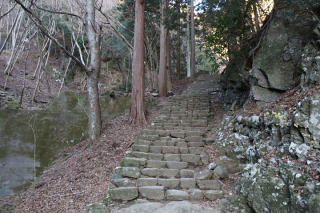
[32,3,82,19]
[13,0,89,72]
[96,7,133,49]
[0,3,17,20]
[0,8,21,56]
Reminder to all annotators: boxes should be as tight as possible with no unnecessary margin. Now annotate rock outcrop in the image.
[220,55,250,106]
[215,93,320,212]
[221,0,320,106]
[251,0,320,105]
[301,42,320,89]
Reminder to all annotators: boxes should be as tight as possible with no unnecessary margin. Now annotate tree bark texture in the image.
[130,0,147,124]
[190,0,196,77]
[158,0,168,97]
[176,4,181,80]
[166,32,172,91]
[186,6,191,78]
[86,0,102,143]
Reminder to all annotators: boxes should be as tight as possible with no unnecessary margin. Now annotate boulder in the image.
[213,166,229,179]
[240,165,291,213]
[250,0,319,102]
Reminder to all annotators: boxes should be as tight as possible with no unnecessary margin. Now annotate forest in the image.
[0,0,320,212]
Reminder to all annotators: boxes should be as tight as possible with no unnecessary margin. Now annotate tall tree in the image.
[158,0,168,97]
[186,4,191,77]
[190,0,196,77]
[86,0,102,143]
[130,0,147,124]
[175,1,182,80]
[166,32,172,91]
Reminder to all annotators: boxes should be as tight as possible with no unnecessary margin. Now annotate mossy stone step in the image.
[139,186,165,200]
[120,157,146,167]
[167,189,189,200]
[109,187,138,201]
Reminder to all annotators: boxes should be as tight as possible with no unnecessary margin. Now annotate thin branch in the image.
[32,3,82,19]
[0,8,21,56]
[13,0,88,72]
[96,8,133,49]
[0,3,17,20]
[73,31,86,65]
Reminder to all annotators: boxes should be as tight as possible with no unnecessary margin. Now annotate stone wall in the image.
[216,94,320,212]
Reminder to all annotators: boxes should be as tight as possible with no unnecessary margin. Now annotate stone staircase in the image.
[108,75,223,202]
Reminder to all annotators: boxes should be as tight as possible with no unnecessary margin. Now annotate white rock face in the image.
[289,142,310,159]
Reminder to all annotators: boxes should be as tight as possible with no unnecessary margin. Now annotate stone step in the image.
[109,187,138,201]
[108,186,224,201]
[115,167,141,178]
[139,186,165,200]
[167,189,189,200]
[138,130,205,141]
[120,157,146,167]
[150,126,207,132]
[137,167,201,179]
[138,134,159,141]
[128,149,207,161]
[107,76,221,203]
[127,151,163,160]
[137,178,197,190]
[141,168,179,178]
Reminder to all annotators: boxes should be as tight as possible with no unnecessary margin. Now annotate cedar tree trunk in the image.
[167,32,172,91]
[158,0,168,97]
[130,0,147,124]
[186,5,191,78]
[190,0,196,77]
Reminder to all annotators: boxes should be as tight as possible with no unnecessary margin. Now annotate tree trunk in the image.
[176,3,181,80]
[166,32,172,91]
[158,0,168,97]
[86,0,102,143]
[190,0,196,77]
[186,6,191,78]
[130,0,146,124]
